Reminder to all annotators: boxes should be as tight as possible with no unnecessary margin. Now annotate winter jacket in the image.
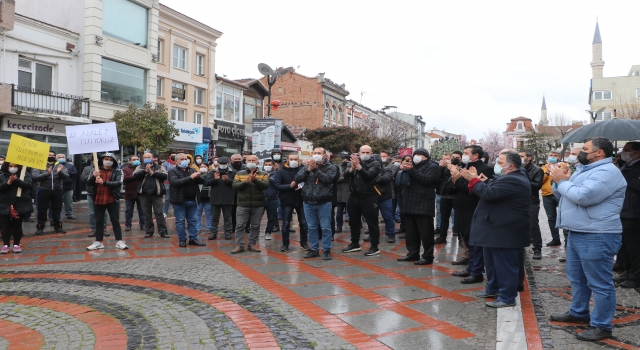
[60,162,78,191]
[294,159,337,204]
[31,163,69,191]
[375,162,395,201]
[264,172,279,200]
[204,168,236,206]
[133,164,167,196]
[344,157,381,196]
[541,162,568,196]
[122,165,140,199]
[402,160,441,216]
[232,169,269,208]
[523,162,544,204]
[168,166,205,205]
[162,160,176,185]
[86,160,123,201]
[469,168,532,248]
[336,163,350,203]
[438,167,457,197]
[453,160,494,235]
[186,154,199,172]
[80,164,96,194]
[0,165,33,217]
[620,160,640,220]
[273,163,304,207]
[553,158,626,233]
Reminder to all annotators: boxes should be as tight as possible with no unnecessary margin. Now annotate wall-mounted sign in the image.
[173,120,203,143]
[171,87,185,100]
[215,120,244,143]
[1,118,68,136]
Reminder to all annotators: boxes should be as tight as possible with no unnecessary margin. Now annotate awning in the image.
[280,141,301,151]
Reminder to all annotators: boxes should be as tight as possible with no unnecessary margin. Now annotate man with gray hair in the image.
[134,152,169,238]
[460,150,531,308]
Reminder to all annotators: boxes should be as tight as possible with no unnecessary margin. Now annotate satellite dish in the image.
[258,63,274,76]
[596,107,606,114]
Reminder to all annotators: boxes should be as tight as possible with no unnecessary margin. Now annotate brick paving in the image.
[0,201,638,349]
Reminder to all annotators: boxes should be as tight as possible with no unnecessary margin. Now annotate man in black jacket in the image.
[32,151,69,235]
[205,157,236,240]
[376,152,398,243]
[273,154,310,252]
[448,145,494,284]
[615,142,640,288]
[342,145,382,256]
[56,153,78,220]
[169,153,206,248]
[396,148,441,265]
[134,152,169,238]
[435,151,460,244]
[520,150,544,260]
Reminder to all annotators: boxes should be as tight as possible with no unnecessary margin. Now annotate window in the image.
[171,82,185,102]
[243,96,263,121]
[194,112,203,125]
[100,58,146,107]
[637,88,640,98]
[324,103,329,120]
[595,111,613,121]
[331,106,336,121]
[156,77,163,97]
[194,87,204,105]
[173,46,187,70]
[338,108,342,124]
[171,108,185,121]
[517,122,524,130]
[196,54,204,76]
[18,59,53,92]
[103,0,148,46]
[218,86,243,123]
[157,40,163,63]
[593,90,612,100]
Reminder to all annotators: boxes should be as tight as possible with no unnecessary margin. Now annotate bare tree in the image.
[612,94,640,120]
[481,129,512,161]
[544,111,578,158]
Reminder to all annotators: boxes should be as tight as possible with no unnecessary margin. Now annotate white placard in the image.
[65,122,120,155]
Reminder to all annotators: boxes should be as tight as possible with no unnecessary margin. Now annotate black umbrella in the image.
[560,119,640,144]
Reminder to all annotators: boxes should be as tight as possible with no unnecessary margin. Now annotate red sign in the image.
[399,148,413,157]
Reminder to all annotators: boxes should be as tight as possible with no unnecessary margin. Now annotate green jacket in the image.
[232,169,269,208]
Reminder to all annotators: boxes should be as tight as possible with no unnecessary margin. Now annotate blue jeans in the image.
[378,198,395,236]
[87,195,107,230]
[435,194,441,229]
[163,184,171,215]
[264,199,279,233]
[196,201,212,231]
[542,195,560,241]
[336,202,347,229]
[566,231,621,331]
[125,198,145,228]
[173,201,198,241]
[304,202,332,251]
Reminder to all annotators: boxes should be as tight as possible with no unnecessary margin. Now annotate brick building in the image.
[259,71,349,130]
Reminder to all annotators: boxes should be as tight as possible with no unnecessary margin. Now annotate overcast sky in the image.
[161,0,640,141]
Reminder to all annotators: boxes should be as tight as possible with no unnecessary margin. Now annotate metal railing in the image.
[12,84,90,118]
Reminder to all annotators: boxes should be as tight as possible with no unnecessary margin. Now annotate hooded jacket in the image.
[343,157,381,196]
[294,159,337,204]
[273,162,304,207]
[32,161,70,191]
[186,154,199,172]
[232,169,269,207]
[0,163,33,216]
[86,153,123,200]
[204,167,236,205]
[270,149,283,165]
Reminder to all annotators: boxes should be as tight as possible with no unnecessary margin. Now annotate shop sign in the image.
[173,120,203,143]
[215,120,244,143]
[1,117,68,136]
[171,87,185,100]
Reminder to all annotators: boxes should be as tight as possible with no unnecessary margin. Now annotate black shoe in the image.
[576,327,612,341]
[323,250,332,260]
[224,233,232,240]
[395,228,405,234]
[342,243,361,253]
[620,279,640,288]
[280,244,289,252]
[54,224,66,234]
[613,274,629,283]
[364,245,380,256]
[395,219,401,223]
[387,235,395,243]
[549,311,590,324]
[532,250,542,260]
[461,275,484,284]
[414,258,432,265]
[546,240,561,247]
[189,240,206,246]
[208,233,217,240]
[88,230,95,237]
[301,243,311,251]
[451,257,469,265]
[397,234,405,239]
[139,226,144,230]
[125,226,132,231]
[362,235,370,242]
[434,228,441,236]
[304,250,319,258]
[35,224,44,236]
[517,283,524,292]
[559,258,566,263]
[179,240,187,247]
[397,255,419,262]
[159,232,169,238]
[452,270,471,277]
[335,228,342,233]
[66,216,77,220]
[144,233,153,238]
[434,237,446,244]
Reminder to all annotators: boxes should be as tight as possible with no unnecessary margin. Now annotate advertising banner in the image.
[65,122,119,155]
[173,120,203,143]
[195,143,209,163]
[252,119,282,159]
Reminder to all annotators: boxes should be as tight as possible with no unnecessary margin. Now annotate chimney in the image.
[317,73,325,82]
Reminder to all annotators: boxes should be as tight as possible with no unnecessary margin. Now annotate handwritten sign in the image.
[5,134,50,170]
[66,122,119,155]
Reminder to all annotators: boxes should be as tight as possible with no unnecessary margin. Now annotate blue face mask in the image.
[179,160,189,168]
[132,160,141,166]
[547,157,557,164]
[493,163,503,176]
[57,158,65,164]
[143,158,153,164]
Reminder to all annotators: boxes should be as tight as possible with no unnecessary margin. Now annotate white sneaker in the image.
[115,241,129,250]
[87,241,104,251]
[265,233,272,240]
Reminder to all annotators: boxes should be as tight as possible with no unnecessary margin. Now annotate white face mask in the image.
[620,152,633,163]
[8,167,18,174]
[219,164,228,169]
[461,155,470,164]
[200,167,208,173]
[445,159,451,164]
[273,155,281,160]
[381,157,388,163]
[521,157,527,165]
[312,154,323,162]
[196,159,202,164]
[246,162,257,169]
[103,161,113,167]
[289,161,299,168]
[393,162,401,166]
[264,165,273,172]
[213,161,219,166]
[566,155,578,164]
[360,154,371,161]
[413,155,423,164]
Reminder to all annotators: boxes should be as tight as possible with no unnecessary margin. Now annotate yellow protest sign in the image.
[5,133,50,170]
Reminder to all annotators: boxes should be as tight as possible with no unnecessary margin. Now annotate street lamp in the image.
[585,107,606,123]
[258,63,293,118]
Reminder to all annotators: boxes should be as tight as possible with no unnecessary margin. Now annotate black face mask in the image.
[48,156,56,162]
[233,161,242,167]
[170,156,176,161]
[451,158,460,165]
[577,151,595,165]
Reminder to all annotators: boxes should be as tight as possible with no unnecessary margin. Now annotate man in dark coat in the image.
[615,141,640,288]
[335,153,350,233]
[204,157,236,240]
[133,152,168,238]
[56,153,78,220]
[377,152,399,243]
[460,150,531,307]
[396,148,441,265]
[520,150,544,260]
[32,151,69,235]
[122,155,145,232]
[448,145,494,283]
[169,153,206,248]
[273,153,310,252]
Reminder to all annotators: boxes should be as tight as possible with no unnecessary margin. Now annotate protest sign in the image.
[65,122,119,155]
[6,133,49,170]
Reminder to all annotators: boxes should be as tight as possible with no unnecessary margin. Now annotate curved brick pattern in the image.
[0,318,44,350]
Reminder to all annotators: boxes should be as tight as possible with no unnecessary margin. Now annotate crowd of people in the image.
[0,137,633,341]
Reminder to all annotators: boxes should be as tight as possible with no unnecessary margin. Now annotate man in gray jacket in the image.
[32,151,69,235]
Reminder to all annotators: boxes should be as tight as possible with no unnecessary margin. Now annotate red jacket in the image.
[122,165,139,200]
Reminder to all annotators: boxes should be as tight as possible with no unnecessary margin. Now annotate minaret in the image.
[541,96,547,125]
[591,21,604,79]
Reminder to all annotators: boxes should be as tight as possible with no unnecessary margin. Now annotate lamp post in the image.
[258,63,293,118]
[585,107,606,123]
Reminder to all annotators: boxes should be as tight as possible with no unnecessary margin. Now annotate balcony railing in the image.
[12,84,90,118]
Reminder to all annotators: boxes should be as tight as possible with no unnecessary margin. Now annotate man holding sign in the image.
[32,151,68,235]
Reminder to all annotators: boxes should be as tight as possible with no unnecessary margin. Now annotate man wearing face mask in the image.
[205,157,236,240]
[519,150,544,260]
[230,154,247,234]
[231,155,269,253]
[547,137,626,341]
[335,153,351,233]
[435,151,459,244]
[612,142,640,288]
[342,145,382,256]
[134,152,169,238]
[435,153,451,238]
[55,153,78,221]
[161,153,177,218]
[447,145,494,283]
[376,151,399,243]
[32,151,69,235]
[122,155,145,232]
[459,150,531,308]
[273,154,310,252]
[566,147,580,172]
[541,150,566,246]
[262,159,279,241]
[169,153,207,247]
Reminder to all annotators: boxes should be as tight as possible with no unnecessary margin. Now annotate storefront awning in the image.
[280,142,301,151]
